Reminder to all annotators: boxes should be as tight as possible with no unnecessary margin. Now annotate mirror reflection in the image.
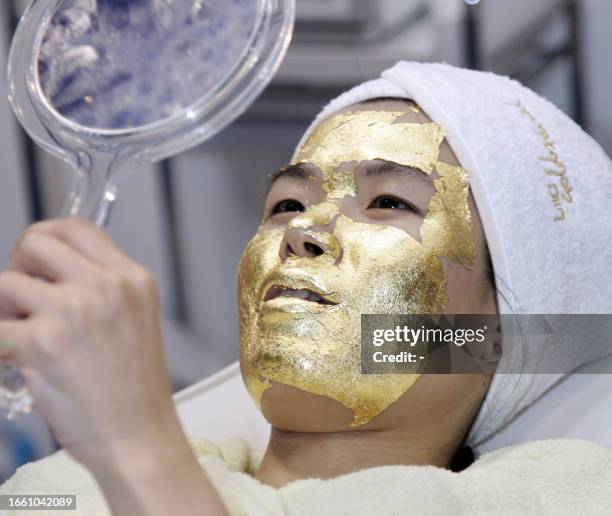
[38,0,258,130]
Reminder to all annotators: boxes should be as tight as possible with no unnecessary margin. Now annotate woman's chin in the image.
[260,380,357,432]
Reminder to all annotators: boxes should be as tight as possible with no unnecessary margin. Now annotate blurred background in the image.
[0,0,610,481]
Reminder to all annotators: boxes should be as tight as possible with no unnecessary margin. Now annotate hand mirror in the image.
[3,0,295,418]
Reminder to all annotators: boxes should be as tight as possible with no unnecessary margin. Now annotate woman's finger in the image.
[11,229,110,285]
[20,218,135,273]
[0,270,65,317]
[0,319,31,363]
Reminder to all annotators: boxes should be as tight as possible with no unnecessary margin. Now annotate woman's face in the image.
[237,99,497,433]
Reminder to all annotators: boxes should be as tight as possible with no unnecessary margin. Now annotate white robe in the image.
[1,437,611,515]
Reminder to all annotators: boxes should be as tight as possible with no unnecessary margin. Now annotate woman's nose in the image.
[280,227,342,261]
[280,202,342,261]
[281,228,328,260]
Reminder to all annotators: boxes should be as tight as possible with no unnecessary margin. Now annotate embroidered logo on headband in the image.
[509,100,574,222]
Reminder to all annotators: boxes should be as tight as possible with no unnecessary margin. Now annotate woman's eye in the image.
[368,195,412,210]
[271,199,305,215]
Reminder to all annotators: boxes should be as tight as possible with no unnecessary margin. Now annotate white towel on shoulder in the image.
[1,436,611,515]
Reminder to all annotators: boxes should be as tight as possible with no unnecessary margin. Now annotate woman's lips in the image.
[264,285,337,305]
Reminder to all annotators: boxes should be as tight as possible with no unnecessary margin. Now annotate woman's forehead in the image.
[342,98,426,121]
[304,99,461,169]
[298,107,461,172]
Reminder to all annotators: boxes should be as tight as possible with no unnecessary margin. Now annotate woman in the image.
[0,62,611,515]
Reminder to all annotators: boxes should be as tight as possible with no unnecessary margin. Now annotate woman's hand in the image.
[0,219,230,515]
[0,218,182,470]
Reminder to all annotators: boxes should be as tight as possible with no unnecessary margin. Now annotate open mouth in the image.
[264,285,337,305]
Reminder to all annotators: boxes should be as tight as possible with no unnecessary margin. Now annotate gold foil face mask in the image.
[238,108,475,427]
[295,110,446,200]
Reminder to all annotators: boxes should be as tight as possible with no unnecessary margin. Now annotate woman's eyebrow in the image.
[266,163,318,193]
[362,161,434,185]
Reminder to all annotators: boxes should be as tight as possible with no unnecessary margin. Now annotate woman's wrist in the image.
[90,425,229,516]
[94,420,191,479]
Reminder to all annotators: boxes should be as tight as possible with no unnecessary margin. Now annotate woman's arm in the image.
[0,218,228,516]
[91,424,228,516]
